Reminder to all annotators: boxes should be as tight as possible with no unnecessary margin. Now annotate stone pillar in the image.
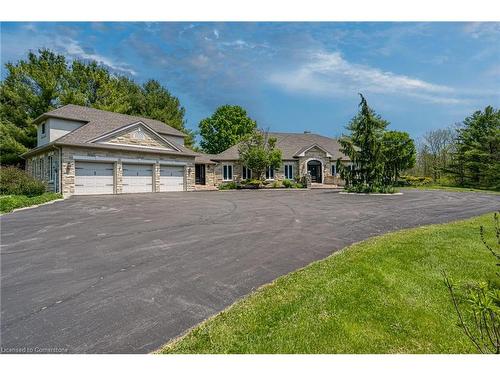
[115,160,123,194]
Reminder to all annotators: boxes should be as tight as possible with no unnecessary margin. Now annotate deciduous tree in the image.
[199,105,257,154]
[238,130,282,181]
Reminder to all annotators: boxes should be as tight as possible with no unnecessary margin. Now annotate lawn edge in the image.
[154,211,497,354]
[0,195,65,215]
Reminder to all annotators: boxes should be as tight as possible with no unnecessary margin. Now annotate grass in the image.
[0,193,63,214]
[400,185,500,195]
[161,213,498,354]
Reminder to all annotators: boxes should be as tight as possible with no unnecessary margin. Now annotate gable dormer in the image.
[37,117,87,147]
[90,122,181,151]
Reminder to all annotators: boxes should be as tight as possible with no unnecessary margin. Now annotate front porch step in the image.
[311,183,342,189]
[194,185,218,191]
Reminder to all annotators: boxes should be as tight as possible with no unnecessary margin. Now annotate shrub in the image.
[0,192,62,213]
[0,166,46,196]
[346,184,396,194]
[294,182,304,189]
[397,175,433,187]
[283,179,293,188]
[271,180,283,188]
[218,181,238,190]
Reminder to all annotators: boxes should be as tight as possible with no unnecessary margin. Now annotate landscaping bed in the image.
[161,213,497,354]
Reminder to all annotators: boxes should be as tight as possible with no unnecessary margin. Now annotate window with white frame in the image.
[284,164,293,179]
[331,164,337,176]
[242,166,252,180]
[265,166,274,180]
[41,122,46,136]
[223,164,233,181]
[48,155,54,181]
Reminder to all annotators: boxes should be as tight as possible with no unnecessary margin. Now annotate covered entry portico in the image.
[307,159,323,183]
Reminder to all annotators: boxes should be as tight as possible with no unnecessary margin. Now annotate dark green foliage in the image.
[443,212,499,354]
[238,130,282,181]
[338,94,413,193]
[218,181,238,190]
[0,120,34,165]
[448,106,500,190]
[282,179,293,188]
[0,192,62,213]
[240,179,262,189]
[0,166,46,196]
[397,175,433,187]
[0,49,191,165]
[199,105,257,154]
[381,131,416,185]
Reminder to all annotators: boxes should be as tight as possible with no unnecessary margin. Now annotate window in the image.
[265,166,274,180]
[48,155,54,181]
[223,164,233,181]
[284,164,293,180]
[331,164,337,176]
[39,158,44,179]
[41,122,46,136]
[242,166,252,180]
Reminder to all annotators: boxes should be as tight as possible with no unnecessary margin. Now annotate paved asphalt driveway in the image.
[1,189,499,353]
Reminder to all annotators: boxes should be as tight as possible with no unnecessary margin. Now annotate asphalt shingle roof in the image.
[27,104,196,156]
[35,104,187,142]
[212,132,349,161]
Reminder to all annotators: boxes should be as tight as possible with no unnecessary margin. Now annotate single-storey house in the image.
[210,132,350,185]
[23,105,349,196]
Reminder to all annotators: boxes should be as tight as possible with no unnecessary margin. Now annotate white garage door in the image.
[160,166,184,192]
[122,164,153,193]
[75,162,114,195]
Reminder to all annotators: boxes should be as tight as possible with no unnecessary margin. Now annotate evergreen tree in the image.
[338,94,388,191]
[450,106,500,190]
[381,131,416,184]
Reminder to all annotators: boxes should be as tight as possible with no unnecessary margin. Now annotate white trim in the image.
[73,155,119,162]
[88,121,182,152]
[222,163,233,181]
[242,165,252,180]
[97,142,174,152]
[296,143,332,158]
[284,163,294,180]
[265,166,275,180]
[72,154,187,166]
[305,158,324,183]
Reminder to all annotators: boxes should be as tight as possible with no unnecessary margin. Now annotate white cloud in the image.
[60,38,136,75]
[463,22,500,39]
[269,51,464,105]
[213,29,219,39]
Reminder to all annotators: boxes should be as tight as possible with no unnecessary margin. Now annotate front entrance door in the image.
[307,160,322,183]
[195,164,206,185]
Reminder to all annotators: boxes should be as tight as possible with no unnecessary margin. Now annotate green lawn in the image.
[0,193,63,214]
[161,213,498,354]
[400,185,500,195]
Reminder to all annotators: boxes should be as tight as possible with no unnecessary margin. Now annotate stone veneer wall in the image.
[211,152,348,186]
[106,127,173,149]
[205,164,217,186]
[26,150,61,193]
[60,146,195,196]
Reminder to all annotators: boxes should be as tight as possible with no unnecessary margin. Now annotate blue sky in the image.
[1,22,499,141]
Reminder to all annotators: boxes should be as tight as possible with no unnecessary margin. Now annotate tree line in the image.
[410,106,499,191]
[1,49,192,165]
[1,50,498,192]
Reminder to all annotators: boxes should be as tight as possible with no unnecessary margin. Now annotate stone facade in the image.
[212,147,348,186]
[26,146,195,197]
[106,126,173,149]
[26,149,61,193]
